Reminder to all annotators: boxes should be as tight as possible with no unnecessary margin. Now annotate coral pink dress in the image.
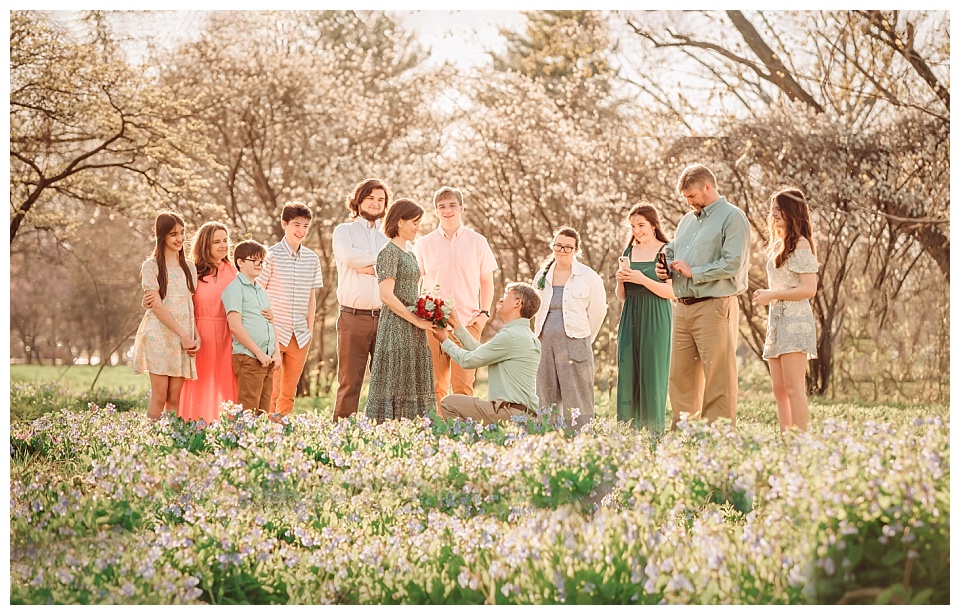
[178,260,238,423]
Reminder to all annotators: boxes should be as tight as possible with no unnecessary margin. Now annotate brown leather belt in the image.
[500,401,536,417]
[340,306,381,317]
[676,296,715,306]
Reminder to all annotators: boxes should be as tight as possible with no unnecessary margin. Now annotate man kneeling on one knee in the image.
[430,282,541,423]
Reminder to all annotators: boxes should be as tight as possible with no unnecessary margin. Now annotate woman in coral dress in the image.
[176,222,238,423]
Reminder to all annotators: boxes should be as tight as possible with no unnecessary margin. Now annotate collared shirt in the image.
[221,272,276,358]
[258,237,324,347]
[532,260,607,342]
[332,217,389,310]
[413,224,498,324]
[665,196,750,299]
[441,318,541,410]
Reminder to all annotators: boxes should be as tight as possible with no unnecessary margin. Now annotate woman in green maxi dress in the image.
[615,203,675,435]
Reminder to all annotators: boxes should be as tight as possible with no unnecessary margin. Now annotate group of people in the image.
[133,203,323,422]
[132,163,819,435]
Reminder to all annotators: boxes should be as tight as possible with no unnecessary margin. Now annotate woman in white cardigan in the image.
[532,227,607,428]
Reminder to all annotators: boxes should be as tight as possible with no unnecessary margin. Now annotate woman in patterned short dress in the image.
[133,212,200,421]
[752,188,819,433]
[365,199,436,422]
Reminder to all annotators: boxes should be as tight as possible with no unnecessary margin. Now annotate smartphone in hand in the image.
[618,256,630,269]
[657,252,668,271]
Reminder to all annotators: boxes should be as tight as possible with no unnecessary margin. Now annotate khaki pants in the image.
[233,353,275,414]
[333,311,379,421]
[669,295,739,428]
[270,336,310,416]
[428,321,483,411]
[440,395,527,425]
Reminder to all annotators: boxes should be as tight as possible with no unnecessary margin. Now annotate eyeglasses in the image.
[552,244,576,253]
[241,258,265,267]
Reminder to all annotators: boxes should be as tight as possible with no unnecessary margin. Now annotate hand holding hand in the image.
[752,289,775,307]
[271,353,282,370]
[670,259,693,279]
[411,317,433,331]
[431,325,449,344]
[255,350,272,368]
[180,334,198,353]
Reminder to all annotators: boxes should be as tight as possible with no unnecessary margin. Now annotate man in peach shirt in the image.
[413,186,498,409]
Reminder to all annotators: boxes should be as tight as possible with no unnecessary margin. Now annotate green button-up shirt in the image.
[665,197,750,299]
[440,318,541,411]
[221,273,276,358]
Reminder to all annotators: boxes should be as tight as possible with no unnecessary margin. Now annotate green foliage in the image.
[9,381,148,423]
[9,399,949,605]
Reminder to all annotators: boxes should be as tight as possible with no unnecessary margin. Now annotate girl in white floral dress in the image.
[752,188,819,434]
[133,212,200,420]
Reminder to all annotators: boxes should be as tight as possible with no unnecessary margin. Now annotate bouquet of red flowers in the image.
[409,292,452,327]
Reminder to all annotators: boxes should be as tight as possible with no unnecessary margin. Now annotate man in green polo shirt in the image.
[222,239,281,414]
[430,282,541,424]
[656,164,750,428]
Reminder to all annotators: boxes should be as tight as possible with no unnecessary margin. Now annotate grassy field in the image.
[8,363,946,428]
[23,361,931,427]
[10,364,152,393]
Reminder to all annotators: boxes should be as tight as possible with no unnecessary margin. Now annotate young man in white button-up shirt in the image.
[331,178,390,420]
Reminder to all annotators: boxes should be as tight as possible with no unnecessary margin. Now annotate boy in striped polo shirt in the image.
[258,201,324,417]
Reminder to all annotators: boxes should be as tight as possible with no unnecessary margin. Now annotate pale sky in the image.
[44,9,530,69]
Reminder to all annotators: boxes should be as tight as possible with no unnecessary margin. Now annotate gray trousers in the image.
[536,334,595,428]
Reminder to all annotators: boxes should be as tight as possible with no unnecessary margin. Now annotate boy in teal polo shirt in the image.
[222,240,281,414]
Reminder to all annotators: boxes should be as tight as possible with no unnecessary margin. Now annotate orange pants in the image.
[270,336,310,416]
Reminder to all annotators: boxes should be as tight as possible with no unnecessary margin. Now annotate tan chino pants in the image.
[668,295,740,428]
[440,395,527,425]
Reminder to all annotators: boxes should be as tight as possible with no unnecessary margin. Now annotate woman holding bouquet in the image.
[532,227,606,428]
[365,199,436,422]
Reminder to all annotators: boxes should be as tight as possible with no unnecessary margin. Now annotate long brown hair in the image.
[152,211,196,300]
[191,221,230,282]
[623,202,669,254]
[535,226,581,290]
[769,187,815,268]
[347,178,390,218]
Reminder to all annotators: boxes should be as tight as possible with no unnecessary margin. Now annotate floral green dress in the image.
[365,242,436,422]
[133,258,198,378]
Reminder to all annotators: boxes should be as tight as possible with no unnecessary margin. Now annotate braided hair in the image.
[536,227,581,290]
